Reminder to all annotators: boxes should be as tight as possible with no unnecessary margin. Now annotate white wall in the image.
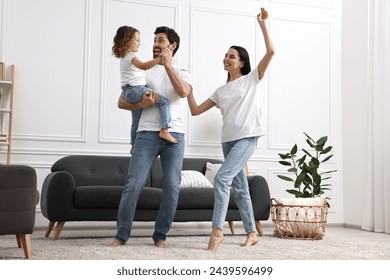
[0,0,343,227]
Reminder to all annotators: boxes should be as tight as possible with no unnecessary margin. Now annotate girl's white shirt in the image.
[120,52,145,87]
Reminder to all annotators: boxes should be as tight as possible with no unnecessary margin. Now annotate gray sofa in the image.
[40,155,270,240]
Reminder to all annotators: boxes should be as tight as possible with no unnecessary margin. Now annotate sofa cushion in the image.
[136,188,163,209]
[74,185,237,210]
[74,186,123,208]
[177,187,238,209]
[74,186,162,209]
[51,155,153,188]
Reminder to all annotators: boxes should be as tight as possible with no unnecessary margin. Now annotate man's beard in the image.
[153,47,162,59]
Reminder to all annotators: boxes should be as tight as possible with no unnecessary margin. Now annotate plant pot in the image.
[270,197,328,240]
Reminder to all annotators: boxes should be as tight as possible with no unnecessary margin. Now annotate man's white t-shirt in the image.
[137,65,191,133]
[209,66,264,143]
[120,52,146,87]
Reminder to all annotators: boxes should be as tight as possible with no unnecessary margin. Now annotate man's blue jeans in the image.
[212,137,259,233]
[115,131,185,244]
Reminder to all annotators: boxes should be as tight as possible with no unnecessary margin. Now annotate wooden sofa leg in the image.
[45,221,56,238]
[255,220,264,236]
[228,221,235,235]
[52,221,65,240]
[20,234,32,259]
[16,234,22,248]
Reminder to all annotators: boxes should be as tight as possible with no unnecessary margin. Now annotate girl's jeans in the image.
[122,84,171,145]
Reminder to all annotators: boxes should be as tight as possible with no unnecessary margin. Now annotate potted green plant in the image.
[277,132,337,206]
[271,132,337,239]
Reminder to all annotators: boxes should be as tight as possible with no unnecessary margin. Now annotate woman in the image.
[187,7,275,251]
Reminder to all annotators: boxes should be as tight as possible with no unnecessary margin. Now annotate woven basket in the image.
[270,198,328,240]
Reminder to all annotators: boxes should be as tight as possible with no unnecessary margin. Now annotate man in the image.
[111,26,192,248]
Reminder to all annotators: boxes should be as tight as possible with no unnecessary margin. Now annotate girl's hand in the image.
[257,7,268,24]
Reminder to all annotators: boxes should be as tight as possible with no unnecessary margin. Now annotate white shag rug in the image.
[1,227,390,260]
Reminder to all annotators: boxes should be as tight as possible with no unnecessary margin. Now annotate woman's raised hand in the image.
[257,7,269,24]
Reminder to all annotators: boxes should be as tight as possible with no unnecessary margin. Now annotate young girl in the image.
[187,7,275,251]
[112,26,177,150]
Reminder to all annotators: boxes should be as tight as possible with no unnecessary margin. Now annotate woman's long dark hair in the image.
[227,45,251,82]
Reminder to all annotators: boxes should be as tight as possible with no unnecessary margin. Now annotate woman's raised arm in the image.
[257,8,275,81]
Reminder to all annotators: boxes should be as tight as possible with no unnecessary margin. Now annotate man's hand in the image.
[118,91,160,111]
[143,91,160,107]
[161,47,173,68]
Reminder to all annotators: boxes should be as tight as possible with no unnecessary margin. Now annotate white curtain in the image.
[362,0,390,234]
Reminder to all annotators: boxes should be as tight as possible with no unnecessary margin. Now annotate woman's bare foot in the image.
[159,129,178,144]
[242,231,258,247]
[207,228,224,251]
[110,239,123,247]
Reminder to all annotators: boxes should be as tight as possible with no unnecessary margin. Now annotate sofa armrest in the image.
[40,171,76,221]
[248,175,271,220]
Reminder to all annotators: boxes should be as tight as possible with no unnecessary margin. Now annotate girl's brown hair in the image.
[112,26,139,58]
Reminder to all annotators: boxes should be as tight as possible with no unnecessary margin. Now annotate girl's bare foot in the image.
[207,228,224,251]
[160,129,178,144]
[242,231,258,247]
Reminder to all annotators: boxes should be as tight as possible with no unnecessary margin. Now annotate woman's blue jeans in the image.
[115,131,185,244]
[212,136,259,233]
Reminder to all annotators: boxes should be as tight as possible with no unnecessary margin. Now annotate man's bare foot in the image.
[207,228,224,252]
[110,239,123,247]
[154,240,167,248]
[242,232,258,247]
[159,129,178,144]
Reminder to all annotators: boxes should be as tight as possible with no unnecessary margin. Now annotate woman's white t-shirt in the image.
[209,66,264,143]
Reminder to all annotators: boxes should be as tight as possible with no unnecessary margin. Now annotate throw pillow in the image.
[205,162,222,185]
[181,170,214,188]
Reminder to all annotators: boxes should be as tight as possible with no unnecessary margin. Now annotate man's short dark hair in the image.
[154,26,180,56]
